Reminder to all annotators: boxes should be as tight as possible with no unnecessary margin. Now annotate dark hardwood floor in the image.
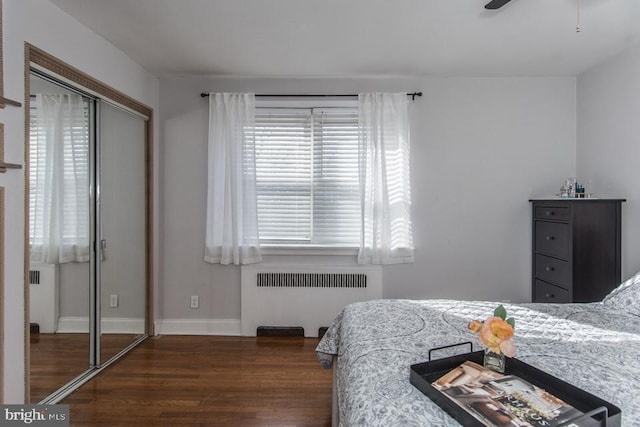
[30,333,143,403]
[60,336,333,426]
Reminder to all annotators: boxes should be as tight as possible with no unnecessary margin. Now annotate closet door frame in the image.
[24,43,154,402]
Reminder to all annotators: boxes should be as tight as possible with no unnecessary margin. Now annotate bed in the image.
[316,272,640,426]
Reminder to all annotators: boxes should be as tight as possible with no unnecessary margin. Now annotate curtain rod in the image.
[200,92,423,101]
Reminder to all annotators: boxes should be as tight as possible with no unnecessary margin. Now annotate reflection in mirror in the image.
[28,72,150,403]
[98,101,147,363]
[28,73,92,402]
[25,45,151,404]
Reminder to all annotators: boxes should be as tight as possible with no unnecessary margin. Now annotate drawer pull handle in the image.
[545,267,555,272]
[545,211,555,216]
[545,293,555,298]
[545,236,555,241]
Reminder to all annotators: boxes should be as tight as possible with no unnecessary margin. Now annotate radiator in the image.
[29,263,60,333]
[240,265,382,337]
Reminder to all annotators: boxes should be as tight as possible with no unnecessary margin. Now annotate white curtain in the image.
[205,93,262,265]
[30,94,90,264]
[358,93,414,264]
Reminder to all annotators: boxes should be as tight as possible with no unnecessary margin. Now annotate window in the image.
[254,106,360,246]
[205,92,413,265]
[29,94,91,263]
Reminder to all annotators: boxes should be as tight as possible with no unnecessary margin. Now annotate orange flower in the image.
[478,317,515,355]
[468,305,517,357]
[468,320,482,333]
[487,317,514,340]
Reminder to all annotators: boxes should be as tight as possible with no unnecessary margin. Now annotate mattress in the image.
[316,298,640,426]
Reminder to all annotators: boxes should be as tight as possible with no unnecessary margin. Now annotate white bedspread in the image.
[316,299,640,426]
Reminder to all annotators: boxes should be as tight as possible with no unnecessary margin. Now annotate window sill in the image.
[260,245,358,256]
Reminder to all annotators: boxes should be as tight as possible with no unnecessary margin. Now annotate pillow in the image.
[602,270,640,316]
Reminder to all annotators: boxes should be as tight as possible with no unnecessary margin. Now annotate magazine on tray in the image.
[432,361,585,427]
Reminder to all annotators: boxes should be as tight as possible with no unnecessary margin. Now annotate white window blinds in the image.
[254,107,360,246]
[29,94,91,264]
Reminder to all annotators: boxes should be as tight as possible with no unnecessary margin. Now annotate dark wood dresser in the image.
[530,199,625,303]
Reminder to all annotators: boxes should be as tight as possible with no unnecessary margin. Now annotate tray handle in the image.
[428,341,473,361]
[557,406,609,427]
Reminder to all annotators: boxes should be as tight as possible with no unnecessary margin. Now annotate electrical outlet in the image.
[110,294,118,308]
[190,295,199,309]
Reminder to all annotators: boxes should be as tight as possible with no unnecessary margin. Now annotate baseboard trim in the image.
[57,316,145,334]
[155,319,241,336]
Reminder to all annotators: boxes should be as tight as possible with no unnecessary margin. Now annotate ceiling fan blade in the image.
[485,0,513,9]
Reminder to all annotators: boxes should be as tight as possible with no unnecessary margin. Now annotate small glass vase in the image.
[483,349,506,373]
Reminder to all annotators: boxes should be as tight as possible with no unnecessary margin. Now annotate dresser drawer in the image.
[535,221,569,259]
[534,254,570,288]
[534,280,570,303]
[535,206,570,222]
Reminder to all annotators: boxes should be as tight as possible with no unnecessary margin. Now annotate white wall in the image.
[577,41,640,278]
[2,0,159,403]
[159,76,576,325]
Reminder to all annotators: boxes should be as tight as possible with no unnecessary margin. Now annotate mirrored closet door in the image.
[28,73,93,402]
[97,101,147,363]
[27,68,150,404]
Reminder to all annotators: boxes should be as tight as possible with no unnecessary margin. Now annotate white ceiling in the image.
[48,0,640,78]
